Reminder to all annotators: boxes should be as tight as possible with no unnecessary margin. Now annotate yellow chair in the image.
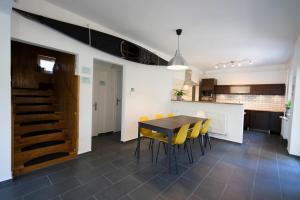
[155,123,191,173]
[186,121,203,161]
[155,114,164,119]
[135,116,165,162]
[167,113,174,118]
[201,119,212,150]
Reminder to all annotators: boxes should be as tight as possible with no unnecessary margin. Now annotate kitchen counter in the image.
[171,100,244,143]
[171,100,243,105]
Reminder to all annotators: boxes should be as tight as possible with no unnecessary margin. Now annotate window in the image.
[38,55,56,74]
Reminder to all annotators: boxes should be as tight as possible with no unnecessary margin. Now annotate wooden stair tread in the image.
[14,96,54,104]
[12,89,54,96]
[13,154,75,177]
[14,112,63,123]
[14,105,55,113]
[14,142,71,165]
[15,131,67,149]
[14,121,65,135]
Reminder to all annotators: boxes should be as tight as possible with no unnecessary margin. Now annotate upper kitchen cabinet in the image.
[250,84,285,95]
[199,78,217,101]
[215,84,286,95]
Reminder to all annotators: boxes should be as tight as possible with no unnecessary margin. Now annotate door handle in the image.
[93,102,98,111]
[116,98,120,106]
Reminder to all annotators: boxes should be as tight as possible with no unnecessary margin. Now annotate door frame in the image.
[92,58,124,139]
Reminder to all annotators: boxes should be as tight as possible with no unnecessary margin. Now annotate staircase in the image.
[12,88,75,176]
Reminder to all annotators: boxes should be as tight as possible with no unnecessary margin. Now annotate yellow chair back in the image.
[167,113,174,118]
[155,114,164,119]
[139,116,151,136]
[190,121,202,138]
[174,124,190,145]
[201,119,211,135]
[139,116,149,122]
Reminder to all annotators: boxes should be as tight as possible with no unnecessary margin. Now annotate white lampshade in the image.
[167,50,189,70]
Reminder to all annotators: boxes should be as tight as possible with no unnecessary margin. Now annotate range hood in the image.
[183,69,198,86]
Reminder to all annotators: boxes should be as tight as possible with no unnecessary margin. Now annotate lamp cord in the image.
[177,35,180,53]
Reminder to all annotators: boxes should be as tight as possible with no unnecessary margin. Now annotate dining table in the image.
[136,115,208,173]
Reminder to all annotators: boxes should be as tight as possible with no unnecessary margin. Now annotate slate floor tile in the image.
[193,177,226,200]
[162,177,197,200]
[23,177,80,200]
[95,176,141,200]
[0,176,50,200]
[220,184,252,200]
[61,186,92,200]
[82,176,112,195]
[130,176,170,200]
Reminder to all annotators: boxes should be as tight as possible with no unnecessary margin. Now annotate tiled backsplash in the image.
[216,94,286,112]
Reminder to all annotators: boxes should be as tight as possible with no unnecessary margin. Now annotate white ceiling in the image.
[47,0,300,69]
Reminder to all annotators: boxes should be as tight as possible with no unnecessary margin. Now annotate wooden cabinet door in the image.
[249,111,270,131]
[250,84,285,95]
[244,110,250,130]
[269,112,283,134]
[215,85,230,94]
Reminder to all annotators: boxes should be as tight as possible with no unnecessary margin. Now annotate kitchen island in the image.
[171,100,244,143]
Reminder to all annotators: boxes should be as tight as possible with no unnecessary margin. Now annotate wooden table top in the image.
[139,115,207,131]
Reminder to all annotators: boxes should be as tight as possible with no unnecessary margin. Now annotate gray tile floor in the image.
[1,131,300,200]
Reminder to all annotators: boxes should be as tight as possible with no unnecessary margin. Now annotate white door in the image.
[92,62,122,136]
[92,67,108,136]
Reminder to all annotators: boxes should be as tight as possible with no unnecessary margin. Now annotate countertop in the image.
[171,100,284,112]
[171,100,243,105]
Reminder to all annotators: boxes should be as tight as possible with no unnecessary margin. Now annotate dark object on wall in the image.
[244,110,283,134]
[215,84,286,95]
[13,8,168,66]
[199,79,217,101]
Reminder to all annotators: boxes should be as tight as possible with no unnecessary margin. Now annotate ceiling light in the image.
[214,59,253,70]
[167,29,189,70]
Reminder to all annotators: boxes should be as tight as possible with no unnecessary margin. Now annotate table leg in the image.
[137,123,141,160]
[167,130,173,173]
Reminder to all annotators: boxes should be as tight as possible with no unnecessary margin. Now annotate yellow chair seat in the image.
[155,135,176,145]
[141,129,165,139]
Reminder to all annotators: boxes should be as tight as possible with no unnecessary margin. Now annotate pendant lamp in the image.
[167,29,189,70]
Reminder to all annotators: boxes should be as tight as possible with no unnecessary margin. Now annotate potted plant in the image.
[285,100,292,116]
[174,89,185,101]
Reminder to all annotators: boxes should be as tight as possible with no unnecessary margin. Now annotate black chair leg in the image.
[155,142,161,164]
[198,137,205,155]
[188,140,194,163]
[173,146,178,174]
[207,134,212,150]
[151,140,154,163]
[185,142,192,164]
[163,143,167,155]
[148,139,152,150]
[204,134,207,147]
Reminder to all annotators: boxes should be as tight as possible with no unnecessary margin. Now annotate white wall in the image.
[203,65,287,85]
[0,0,12,182]
[122,66,173,141]
[11,0,176,156]
[287,36,300,156]
[171,101,244,143]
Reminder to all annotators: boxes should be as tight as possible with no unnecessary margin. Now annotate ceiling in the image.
[46,0,300,70]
